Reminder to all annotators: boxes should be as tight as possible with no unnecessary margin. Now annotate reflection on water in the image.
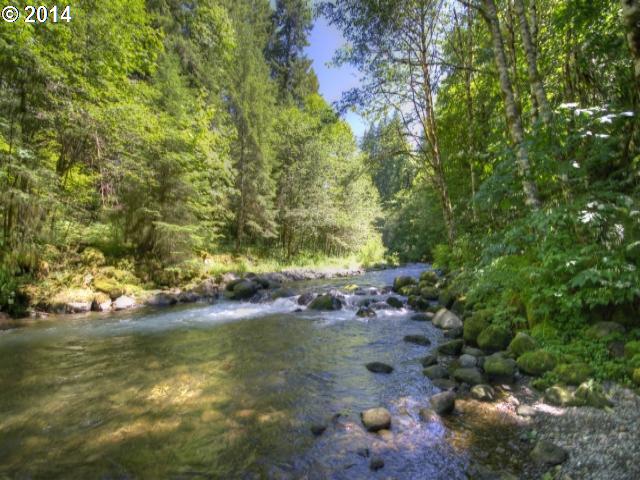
[0,265,523,479]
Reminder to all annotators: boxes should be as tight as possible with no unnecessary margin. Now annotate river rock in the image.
[544,385,574,407]
[178,291,201,303]
[66,302,92,313]
[393,276,416,292]
[366,362,394,374]
[420,270,439,285]
[483,352,517,381]
[297,292,316,305]
[470,384,496,401]
[430,391,456,415]
[452,367,485,385]
[432,379,458,390]
[553,362,593,386]
[421,354,438,367]
[432,309,463,330]
[113,295,136,311]
[308,294,342,311]
[226,280,259,300]
[517,350,556,376]
[193,279,218,299]
[458,354,477,368]
[146,292,178,307]
[530,440,568,465]
[361,407,391,432]
[423,365,448,380]
[310,424,327,436]
[463,346,484,357]
[418,407,438,422]
[271,288,296,299]
[463,311,491,344]
[386,296,403,308]
[356,307,376,318]
[585,321,626,339]
[477,325,512,353]
[508,332,537,357]
[437,339,463,355]
[91,297,112,312]
[411,313,432,322]
[369,456,384,471]
[404,335,431,346]
[443,326,463,339]
[573,380,612,408]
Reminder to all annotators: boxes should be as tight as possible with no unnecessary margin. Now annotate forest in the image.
[1,0,640,384]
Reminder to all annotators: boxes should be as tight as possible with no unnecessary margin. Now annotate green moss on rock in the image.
[517,350,556,376]
[553,363,593,386]
[508,332,537,357]
[463,311,491,345]
[93,278,124,300]
[624,340,640,359]
[477,325,512,353]
[393,276,416,292]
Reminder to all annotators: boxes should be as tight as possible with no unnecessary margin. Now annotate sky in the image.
[305,16,367,139]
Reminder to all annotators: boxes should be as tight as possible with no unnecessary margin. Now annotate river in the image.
[0,265,523,479]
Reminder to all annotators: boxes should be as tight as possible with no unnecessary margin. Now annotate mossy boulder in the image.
[517,350,556,376]
[624,340,640,359]
[573,380,612,408]
[544,385,574,407]
[80,247,106,267]
[483,352,517,381]
[393,276,416,292]
[438,289,455,309]
[225,280,259,300]
[632,368,640,386]
[585,321,625,340]
[423,365,448,379]
[531,322,560,341]
[452,367,485,385]
[437,339,464,355]
[399,285,419,296]
[309,294,343,311]
[420,287,439,301]
[553,363,593,386]
[463,311,491,344]
[386,296,403,309]
[419,270,439,285]
[477,325,512,353]
[93,278,124,300]
[508,332,537,357]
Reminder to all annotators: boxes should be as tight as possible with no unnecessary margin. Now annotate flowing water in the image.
[0,265,524,479]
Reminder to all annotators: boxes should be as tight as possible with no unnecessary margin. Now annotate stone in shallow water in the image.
[423,365,448,380]
[437,339,463,355]
[310,424,327,436]
[470,384,496,402]
[421,354,438,367]
[404,335,431,346]
[366,362,394,374]
[361,407,391,432]
[452,367,485,386]
[386,296,404,308]
[356,307,376,318]
[432,308,463,330]
[369,456,384,471]
[418,407,439,422]
[530,440,568,465]
[430,391,456,415]
[432,379,458,390]
[411,313,432,322]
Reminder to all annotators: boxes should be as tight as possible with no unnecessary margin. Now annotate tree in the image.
[622,0,640,91]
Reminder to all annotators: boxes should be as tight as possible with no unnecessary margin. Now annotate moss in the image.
[393,276,416,292]
[517,350,556,376]
[308,294,342,311]
[553,363,593,386]
[477,324,512,352]
[624,340,640,359]
[632,368,640,386]
[462,310,491,345]
[483,352,516,380]
[508,332,537,357]
[419,270,438,285]
[399,285,419,296]
[573,380,612,408]
[420,287,439,300]
[93,278,124,300]
[80,248,106,267]
[531,322,560,342]
[51,288,95,305]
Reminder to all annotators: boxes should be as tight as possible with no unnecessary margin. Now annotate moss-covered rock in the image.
[517,350,556,376]
[508,332,537,357]
[632,368,640,386]
[393,276,416,292]
[573,380,612,408]
[477,325,512,353]
[386,296,403,309]
[309,294,343,311]
[585,321,625,340]
[437,339,464,355]
[419,270,439,285]
[483,352,517,381]
[463,311,491,345]
[93,278,124,300]
[531,322,560,342]
[553,363,593,386]
[420,287,439,300]
[624,340,640,359]
[544,385,574,407]
[438,289,455,309]
[452,367,484,385]
[80,247,106,267]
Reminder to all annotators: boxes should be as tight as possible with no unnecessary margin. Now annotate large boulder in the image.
[430,391,456,415]
[437,289,456,309]
[483,352,517,381]
[437,339,463,356]
[51,288,95,314]
[452,367,485,386]
[308,294,342,311]
[458,354,477,368]
[508,332,537,357]
[420,287,439,301]
[477,325,512,353]
[432,309,463,330]
[517,350,556,376]
[193,279,218,298]
[463,310,491,344]
[361,407,391,432]
[146,292,178,307]
[93,277,124,300]
[585,321,625,339]
[113,295,136,311]
[393,276,416,292]
[530,440,568,466]
[227,280,259,300]
[419,270,439,285]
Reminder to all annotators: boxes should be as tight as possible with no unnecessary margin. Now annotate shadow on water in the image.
[0,265,527,479]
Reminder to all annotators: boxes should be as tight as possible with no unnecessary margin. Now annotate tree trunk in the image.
[513,0,552,124]
[481,0,541,209]
[622,0,640,91]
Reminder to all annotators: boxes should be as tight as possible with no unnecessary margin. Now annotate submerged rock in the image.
[530,440,568,465]
[418,407,438,422]
[369,456,384,471]
[432,309,463,330]
[421,354,438,367]
[430,391,456,415]
[411,313,432,322]
[308,294,342,311]
[404,335,431,346]
[361,407,391,432]
[310,424,327,436]
[470,384,496,402]
[356,307,377,318]
[386,296,403,309]
[366,362,394,374]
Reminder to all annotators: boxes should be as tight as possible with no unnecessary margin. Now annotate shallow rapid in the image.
[0,265,522,479]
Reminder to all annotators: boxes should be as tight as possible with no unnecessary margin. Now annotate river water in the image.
[0,265,523,479]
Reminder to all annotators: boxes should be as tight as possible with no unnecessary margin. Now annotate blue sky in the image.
[305,16,367,138]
